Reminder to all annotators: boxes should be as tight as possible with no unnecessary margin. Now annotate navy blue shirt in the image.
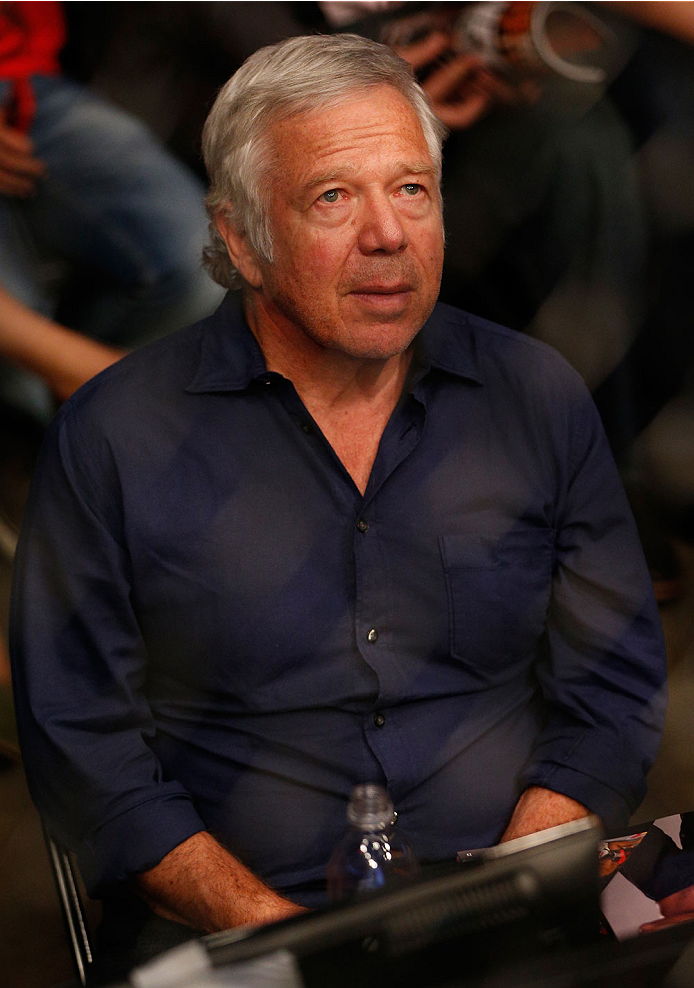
[10,296,666,901]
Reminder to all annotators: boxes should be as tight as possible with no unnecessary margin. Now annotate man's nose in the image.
[357,196,408,254]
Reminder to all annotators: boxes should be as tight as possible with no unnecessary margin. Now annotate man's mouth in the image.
[347,283,415,318]
[351,283,413,295]
[349,283,415,314]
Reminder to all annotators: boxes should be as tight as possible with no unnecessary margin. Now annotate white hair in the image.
[201,33,447,289]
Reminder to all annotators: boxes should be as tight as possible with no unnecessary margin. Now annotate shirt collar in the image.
[185,294,484,395]
[414,302,484,385]
[185,293,269,394]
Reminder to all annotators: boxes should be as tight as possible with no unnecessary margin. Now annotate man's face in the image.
[239,85,444,363]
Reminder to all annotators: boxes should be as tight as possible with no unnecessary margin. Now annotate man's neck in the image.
[244,297,414,495]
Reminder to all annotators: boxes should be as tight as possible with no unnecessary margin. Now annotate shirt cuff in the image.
[520,729,650,830]
[79,788,207,897]
[521,761,633,831]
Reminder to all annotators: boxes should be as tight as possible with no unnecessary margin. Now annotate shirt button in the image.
[300,422,312,435]
[374,713,386,728]
[357,519,369,533]
[366,628,378,643]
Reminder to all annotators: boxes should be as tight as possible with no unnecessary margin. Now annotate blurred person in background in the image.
[0,0,222,751]
[0,0,222,425]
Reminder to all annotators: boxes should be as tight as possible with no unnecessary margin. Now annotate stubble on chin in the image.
[257,250,441,362]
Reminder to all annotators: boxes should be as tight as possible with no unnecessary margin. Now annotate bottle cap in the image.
[347,783,396,831]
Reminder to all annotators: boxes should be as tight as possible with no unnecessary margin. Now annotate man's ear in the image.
[215,212,263,289]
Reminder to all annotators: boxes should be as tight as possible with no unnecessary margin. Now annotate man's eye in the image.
[319,189,341,203]
[401,183,422,196]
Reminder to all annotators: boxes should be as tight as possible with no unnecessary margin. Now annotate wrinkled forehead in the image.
[262,85,437,188]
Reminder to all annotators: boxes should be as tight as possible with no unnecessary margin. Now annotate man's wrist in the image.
[134,830,306,932]
[500,786,591,843]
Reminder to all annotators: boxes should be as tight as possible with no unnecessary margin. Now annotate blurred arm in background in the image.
[0,100,124,398]
[0,284,125,405]
[600,1,694,47]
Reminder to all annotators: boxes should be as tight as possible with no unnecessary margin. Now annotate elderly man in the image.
[11,33,665,971]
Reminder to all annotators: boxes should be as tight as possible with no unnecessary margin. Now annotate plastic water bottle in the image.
[326,784,419,902]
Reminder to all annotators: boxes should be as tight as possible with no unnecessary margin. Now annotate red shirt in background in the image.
[0,1,65,130]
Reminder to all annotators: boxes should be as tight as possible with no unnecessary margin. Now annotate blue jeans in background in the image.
[0,74,223,420]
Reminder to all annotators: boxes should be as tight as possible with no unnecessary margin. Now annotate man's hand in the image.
[500,786,591,843]
[135,830,308,933]
[394,31,538,131]
[0,108,46,197]
[640,885,694,934]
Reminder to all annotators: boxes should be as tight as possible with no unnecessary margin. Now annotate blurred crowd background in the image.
[0,4,693,980]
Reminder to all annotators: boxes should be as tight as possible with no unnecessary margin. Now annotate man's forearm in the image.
[499,786,591,843]
[134,830,307,933]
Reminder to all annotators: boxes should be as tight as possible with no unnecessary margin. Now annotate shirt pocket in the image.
[439,528,555,674]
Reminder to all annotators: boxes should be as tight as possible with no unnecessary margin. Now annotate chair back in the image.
[42,825,93,986]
